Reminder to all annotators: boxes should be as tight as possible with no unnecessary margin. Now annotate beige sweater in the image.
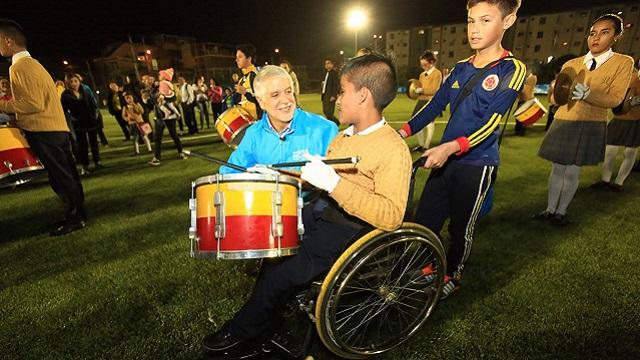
[614,70,640,121]
[0,56,69,132]
[555,53,634,122]
[327,124,412,231]
[417,68,443,101]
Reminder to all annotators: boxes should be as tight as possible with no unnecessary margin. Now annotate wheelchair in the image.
[211,158,446,359]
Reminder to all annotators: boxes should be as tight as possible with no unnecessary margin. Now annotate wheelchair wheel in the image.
[315,222,446,359]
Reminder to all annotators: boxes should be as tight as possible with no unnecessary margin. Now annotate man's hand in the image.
[422,141,460,169]
[300,153,340,193]
[235,84,247,95]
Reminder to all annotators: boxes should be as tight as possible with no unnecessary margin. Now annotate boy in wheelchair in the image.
[202,54,412,355]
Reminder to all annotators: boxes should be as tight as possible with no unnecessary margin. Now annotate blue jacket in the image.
[219,108,339,173]
[403,53,526,166]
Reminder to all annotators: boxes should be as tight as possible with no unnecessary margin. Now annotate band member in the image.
[0,19,86,236]
[219,65,338,173]
[235,44,262,119]
[398,0,525,299]
[410,50,443,152]
[592,67,640,190]
[514,67,537,136]
[202,54,411,355]
[321,58,340,125]
[535,14,634,225]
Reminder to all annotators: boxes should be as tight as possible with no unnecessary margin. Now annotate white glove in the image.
[630,96,640,107]
[415,87,424,94]
[247,164,279,175]
[300,153,340,193]
[571,83,591,101]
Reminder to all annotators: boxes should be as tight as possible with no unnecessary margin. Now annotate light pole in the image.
[347,9,367,53]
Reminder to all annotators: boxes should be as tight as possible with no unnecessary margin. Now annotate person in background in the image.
[75,73,108,147]
[61,73,101,175]
[409,50,443,152]
[158,68,183,134]
[279,59,300,105]
[148,94,186,166]
[208,78,223,120]
[220,87,234,113]
[122,91,152,155]
[195,75,210,129]
[235,44,262,119]
[107,81,130,140]
[178,76,198,135]
[0,19,86,236]
[321,58,340,125]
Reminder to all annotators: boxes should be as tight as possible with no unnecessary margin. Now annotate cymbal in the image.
[406,79,421,100]
[553,72,573,106]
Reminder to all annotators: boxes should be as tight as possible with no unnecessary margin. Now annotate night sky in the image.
[3,0,635,68]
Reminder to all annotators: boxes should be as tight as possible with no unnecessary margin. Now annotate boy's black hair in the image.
[466,0,520,18]
[236,44,256,62]
[0,19,26,47]
[341,53,397,112]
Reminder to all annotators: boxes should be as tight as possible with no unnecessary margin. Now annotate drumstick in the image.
[182,150,248,172]
[270,157,360,169]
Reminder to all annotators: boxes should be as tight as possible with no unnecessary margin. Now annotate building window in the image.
[577,27,584,32]
[390,34,395,40]
[517,32,524,37]
[462,38,468,45]
[418,29,425,35]
[449,51,454,58]
[573,41,581,47]
[539,17,546,25]
[534,45,541,52]
[537,31,544,39]
[451,27,456,34]
[579,12,587,17]
[520,18,526,23]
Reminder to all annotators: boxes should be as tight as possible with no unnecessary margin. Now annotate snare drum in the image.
[214,106,255,149]
[0,126,45,188]
[514,98,548,127]
[189,173,304,260]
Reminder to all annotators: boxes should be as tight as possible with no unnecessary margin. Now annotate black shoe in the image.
[550,213,569,227]
[609,183,623,192]
[531,210,554,221]
[590,180,610,189]
[202,330,244,352]
[50,221,85,236]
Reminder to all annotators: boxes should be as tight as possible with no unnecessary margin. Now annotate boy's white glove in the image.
[571,83,590,101]
[247,164,279,175]
[300,153,340,193]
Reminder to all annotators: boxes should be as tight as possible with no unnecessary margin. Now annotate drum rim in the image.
[194,172,299,187]
[0,165,45,179]
[192,247,299,260]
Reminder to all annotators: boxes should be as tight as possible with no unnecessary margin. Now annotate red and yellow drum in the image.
[189,173,303,260]
[0,126,45,188]
[514,98,548,127]
[214,106,255,149]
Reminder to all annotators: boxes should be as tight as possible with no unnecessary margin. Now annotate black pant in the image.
[75,129,100,167]
[197,101,210,129]
[514,101,526,135]
[211,102,223,120]
[226,199,367,340]
[181,102,198,134]
[112,112,130,140]
[154,119,183,160]
[322,98,338,125]
[414,162,496,279]
[24,131,85,223]
[96,113,109,145]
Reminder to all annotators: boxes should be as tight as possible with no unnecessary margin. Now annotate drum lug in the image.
[297,196,305,236]
[214,191,226,240]
[189,182,198,258]
[3,160,14,174]
[272,190,284,239]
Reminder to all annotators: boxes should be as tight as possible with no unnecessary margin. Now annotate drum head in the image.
[514,98,535,116]
[195,172,300,188]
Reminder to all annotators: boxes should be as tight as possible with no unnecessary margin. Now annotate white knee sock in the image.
[144,136,152,152]
[425,122,435,149]
[614,147,639,185]
[556,165,581,215]
[601,145,620,182]
[546,163,565,213]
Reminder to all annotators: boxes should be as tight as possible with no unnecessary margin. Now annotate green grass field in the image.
[1,93,639,359]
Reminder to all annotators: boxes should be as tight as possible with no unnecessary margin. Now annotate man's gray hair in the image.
[254,65,294,99]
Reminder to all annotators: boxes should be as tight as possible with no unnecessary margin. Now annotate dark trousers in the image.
[226,199,367,340]
[211,102,223,120]
[196,101,210,129]
[75,129,100,167]
[181,102,198,134]
[514,101,526,136]
[154,119,183,160]
[96,113,109,145]
[113,112,130,140]
[24,131,85,223]
[414,162,496,279]
[322,98,338,125]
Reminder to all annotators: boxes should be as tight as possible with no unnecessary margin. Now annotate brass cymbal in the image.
[406,79,421,100]
[553,72,573,106]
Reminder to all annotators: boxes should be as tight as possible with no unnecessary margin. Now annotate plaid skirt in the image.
[607,119,640,148]
[538,119,606,166]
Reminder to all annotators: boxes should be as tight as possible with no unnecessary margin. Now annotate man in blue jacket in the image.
[219,65,338,174]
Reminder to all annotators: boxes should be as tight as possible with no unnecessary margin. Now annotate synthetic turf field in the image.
[1,94,638,359]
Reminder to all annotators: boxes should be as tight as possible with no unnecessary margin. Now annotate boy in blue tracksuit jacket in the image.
[398,0,526,299]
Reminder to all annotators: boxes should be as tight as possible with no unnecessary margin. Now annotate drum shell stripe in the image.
[0,128,32,152]
[196,183,298,217]
[196,215,299,251]
[0,148,41,173]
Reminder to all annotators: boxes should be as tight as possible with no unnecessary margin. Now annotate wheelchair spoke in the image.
[334,296,385,329]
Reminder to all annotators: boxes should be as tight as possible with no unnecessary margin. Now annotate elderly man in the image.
[219,65,338,173]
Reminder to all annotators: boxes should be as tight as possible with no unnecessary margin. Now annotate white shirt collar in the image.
[425,67,435,76]
[12,50,31,64]
[343,118,386,136]
[583,49,614,70]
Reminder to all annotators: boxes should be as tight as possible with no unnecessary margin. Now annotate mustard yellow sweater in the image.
[555,53,634,122]
[417,68,443,101]
[327,124,412,231]
[0,56,69,132]
[614,70,640,121]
